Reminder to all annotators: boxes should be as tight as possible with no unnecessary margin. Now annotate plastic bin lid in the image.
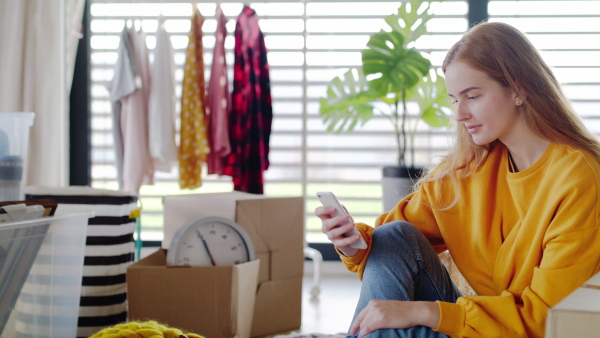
[0,112,34,126]
[0,211,95,230]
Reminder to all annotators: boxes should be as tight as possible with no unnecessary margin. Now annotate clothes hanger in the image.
[133,0,141,31]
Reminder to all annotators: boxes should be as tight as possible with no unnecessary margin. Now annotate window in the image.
[89,0,468,244]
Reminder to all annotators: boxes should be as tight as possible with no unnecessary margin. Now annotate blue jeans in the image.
[347,221,462,338]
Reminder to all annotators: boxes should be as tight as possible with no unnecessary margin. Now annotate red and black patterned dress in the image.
[224,5,273,194]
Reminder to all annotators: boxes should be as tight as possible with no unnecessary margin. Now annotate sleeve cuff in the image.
[335,223,373,279]
[338,246,367,265]
[434,301,465,336]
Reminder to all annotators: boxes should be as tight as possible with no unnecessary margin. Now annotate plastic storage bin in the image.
[0,212,93,338]
[25,186,139,337]
[0,112,34,202]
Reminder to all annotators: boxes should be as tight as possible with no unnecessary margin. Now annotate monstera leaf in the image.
[362,29,431,96]
[413,71,451,128]
[319,68,381,133]
[385,0,434,45]
[318,0,450,167]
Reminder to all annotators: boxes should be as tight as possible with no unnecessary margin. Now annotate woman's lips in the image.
[466,125,481,134]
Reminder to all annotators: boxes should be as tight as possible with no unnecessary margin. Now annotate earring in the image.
[516,99,523,106]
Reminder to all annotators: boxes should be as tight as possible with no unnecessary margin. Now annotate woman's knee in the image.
[371,221,433,258]
[373,221,422,242]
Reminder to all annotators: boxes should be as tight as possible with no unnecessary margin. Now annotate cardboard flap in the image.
[235,197,304,253]
[251,277,302,337]
[162,194,237,249]
[131,248,167,266]
[234,200,269,253]
[232,259,260,338]
[236,197,304,281]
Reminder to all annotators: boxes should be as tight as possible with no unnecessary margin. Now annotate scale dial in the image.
[166,216,255,266]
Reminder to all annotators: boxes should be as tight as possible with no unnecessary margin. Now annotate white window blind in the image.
[488,1,600,136]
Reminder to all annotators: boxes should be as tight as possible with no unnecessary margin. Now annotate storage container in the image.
[0,211,93,338]
[25,186,139,337]
[0,112,34,202]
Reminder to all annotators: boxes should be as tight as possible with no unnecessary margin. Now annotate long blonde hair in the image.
[417,22,600,209]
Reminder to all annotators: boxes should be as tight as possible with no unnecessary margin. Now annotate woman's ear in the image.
[513,81,528,101]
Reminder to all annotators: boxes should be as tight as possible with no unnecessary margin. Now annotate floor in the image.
[294,261,362,335]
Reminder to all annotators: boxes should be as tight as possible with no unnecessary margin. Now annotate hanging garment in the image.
[224,5,273,194]
[106,26,139,189]
[148,17,177,172]
[178,7,210,189]
[119,28,155,193]
[206,4,231,176]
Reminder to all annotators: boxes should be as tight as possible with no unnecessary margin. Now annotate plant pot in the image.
[382,166,424,212]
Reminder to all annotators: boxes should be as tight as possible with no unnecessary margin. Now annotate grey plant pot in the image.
[382,166,423,212]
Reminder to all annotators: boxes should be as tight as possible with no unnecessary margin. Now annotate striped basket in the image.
[25,187,138,338]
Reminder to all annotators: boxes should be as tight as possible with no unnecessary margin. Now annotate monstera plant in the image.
[319,0,451,210]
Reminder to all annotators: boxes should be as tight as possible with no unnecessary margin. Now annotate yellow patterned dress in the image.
[178,7,210,189]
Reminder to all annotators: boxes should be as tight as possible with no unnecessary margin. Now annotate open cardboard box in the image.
[546,271,600,337]
[161,192,305,337]
[127,249,260,338]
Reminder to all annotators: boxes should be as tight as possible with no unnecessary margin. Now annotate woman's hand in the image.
[314,205,361,257]
[349,300,440,338]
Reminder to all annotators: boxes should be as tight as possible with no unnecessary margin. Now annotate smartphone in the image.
[316,192,367,249]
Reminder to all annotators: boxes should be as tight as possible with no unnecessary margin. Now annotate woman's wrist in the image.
[338,247,359,257]
[417,301,441,329]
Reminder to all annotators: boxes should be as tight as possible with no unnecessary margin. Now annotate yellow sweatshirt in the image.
[341,142,600,337]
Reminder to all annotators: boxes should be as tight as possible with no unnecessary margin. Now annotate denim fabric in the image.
[347,221,462,338]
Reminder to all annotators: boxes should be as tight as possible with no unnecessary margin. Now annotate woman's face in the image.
[445,61,521,146]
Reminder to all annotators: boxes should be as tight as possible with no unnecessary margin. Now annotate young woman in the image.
[316,22,600,338]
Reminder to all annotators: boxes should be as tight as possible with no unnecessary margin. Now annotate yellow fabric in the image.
[89,320,204,338]
[178,7,209,189]
[129,207,142,219]
[341,142,600,337]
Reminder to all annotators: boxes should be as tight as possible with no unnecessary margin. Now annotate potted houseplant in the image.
[319,0,451,211]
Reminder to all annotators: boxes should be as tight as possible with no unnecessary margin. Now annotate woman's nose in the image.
[454,102,469,122]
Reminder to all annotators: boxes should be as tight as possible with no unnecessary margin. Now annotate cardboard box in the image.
[162,192,305,337]
[546,272,600,337]
[127,249,260,338]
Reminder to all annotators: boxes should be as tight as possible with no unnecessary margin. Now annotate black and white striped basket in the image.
[25,187,139,338]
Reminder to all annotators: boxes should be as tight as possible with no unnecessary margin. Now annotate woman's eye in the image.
[468,96,478,100]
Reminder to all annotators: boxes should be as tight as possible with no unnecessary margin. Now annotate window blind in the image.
[488,1,600,136]
[88,0,469,243]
